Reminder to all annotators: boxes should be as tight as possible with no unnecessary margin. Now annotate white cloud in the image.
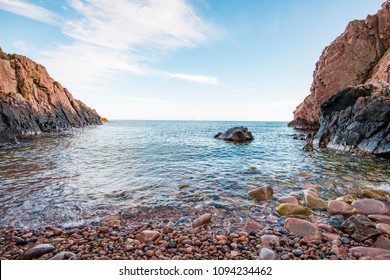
[166,72,219,85]
[0,0,59,25]
[34,0,220,88]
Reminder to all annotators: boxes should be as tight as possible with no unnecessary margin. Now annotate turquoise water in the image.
[0,120,389,228]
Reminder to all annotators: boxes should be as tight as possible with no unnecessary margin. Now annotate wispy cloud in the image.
[166,72,219,85]
[1,0,221,89]
[0,0,59,25]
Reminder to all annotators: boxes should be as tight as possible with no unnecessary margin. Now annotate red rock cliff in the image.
[0,47,102,142]
[289,1,390,130]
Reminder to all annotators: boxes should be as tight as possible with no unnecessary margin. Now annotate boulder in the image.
[248,186,273,201]
[350,247,390,260]
[327,200,358,216]
[21,244,54,260]
[340,214,381,242]
[303,189,326,210]
[274,203,311,217]
[214,126,253,142]
[351,198,390,215]
[375,235,390,250]
[289,2,390,129]
[377,223,390,235]
[368,214,390,224]
[313,83,390,155]
[284,218,320,241]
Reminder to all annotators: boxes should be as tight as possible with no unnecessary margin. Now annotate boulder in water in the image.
[214,126,254,142]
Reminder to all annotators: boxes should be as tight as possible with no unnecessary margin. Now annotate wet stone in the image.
[327,215,345,229]
[340,215,381,242]
[16,238,27,246]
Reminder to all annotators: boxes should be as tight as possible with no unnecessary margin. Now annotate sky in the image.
[0,0,382,121]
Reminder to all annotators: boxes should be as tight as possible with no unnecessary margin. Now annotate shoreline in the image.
[1,201,389,260]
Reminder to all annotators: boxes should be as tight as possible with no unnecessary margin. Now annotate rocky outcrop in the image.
[214,126,254,142]
[313,83,390,155]
[289,1,390,129]
[0,47,102,143]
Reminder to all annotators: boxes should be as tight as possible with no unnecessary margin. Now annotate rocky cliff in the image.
[0,47,102,143]
[313,83,390,156]
[289,1,390,130]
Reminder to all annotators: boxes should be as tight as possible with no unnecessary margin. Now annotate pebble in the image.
[292,249,303,257]
[259,248,276,260]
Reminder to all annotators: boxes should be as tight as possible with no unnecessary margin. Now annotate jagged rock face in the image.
[313,83,390,155]
[289,1,390,129]
[0,47,102,143]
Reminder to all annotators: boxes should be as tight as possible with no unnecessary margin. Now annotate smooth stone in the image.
[243,220,264,232]
[317,224,336,233]
[50,251,76,260]
[351,199,390,215]
[327,215,345,229]
[375,236,390,250]
[278,196,302,205]
[138,230,161,243]
[292,249,303,257]
[361,189,389,199]
[97,226,110,234]
[376,223,390,235]
[274,203,311,217]
[192,213,212,228]
[350,247,390,259]
[248,186,273,201]
[368,214,390,224]
[321,232,341,241]
[16,238,27,246]
[284,218,320,241]
[335,195,356,203]
[21,244,54,260]
[304,189,326,210]
[260,235,279,247]
[179,184,190,190]
[259,248,276,260]
[327,200,357,216]
[340,215,381,242]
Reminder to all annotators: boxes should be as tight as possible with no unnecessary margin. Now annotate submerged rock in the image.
[21,244,54,260]
[214,126,254,142]
[278,196,302,205]
[340,215,381,242]
[192,213,212,228]
[361,189,390,199]
[274,203,311,217]
[248,186,273,201]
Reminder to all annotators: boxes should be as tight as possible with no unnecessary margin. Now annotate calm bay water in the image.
[0,120,389,229]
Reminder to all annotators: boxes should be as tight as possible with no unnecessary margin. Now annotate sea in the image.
[0,120,389,229]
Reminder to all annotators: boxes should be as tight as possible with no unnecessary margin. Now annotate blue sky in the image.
[0,0,381,121]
